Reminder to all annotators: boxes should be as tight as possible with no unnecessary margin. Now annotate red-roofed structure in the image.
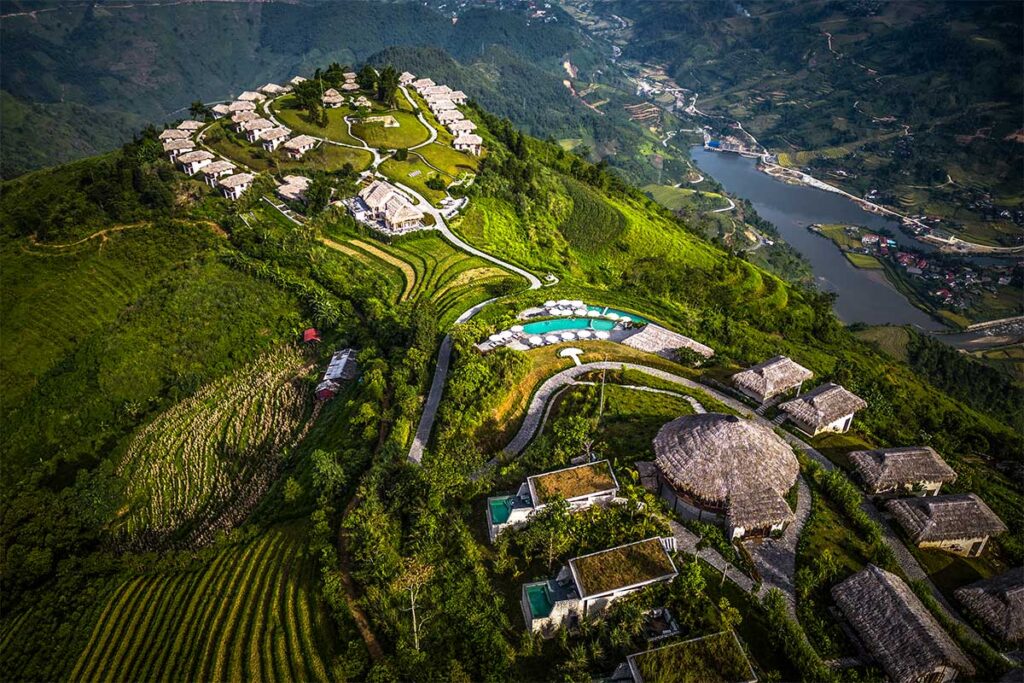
[303,328,321,344]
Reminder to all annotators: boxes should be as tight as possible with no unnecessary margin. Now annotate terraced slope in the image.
[69,525,336,682]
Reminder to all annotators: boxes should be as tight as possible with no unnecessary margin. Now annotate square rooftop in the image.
[570,538,676,598]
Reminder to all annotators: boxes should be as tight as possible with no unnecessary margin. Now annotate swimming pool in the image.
[586,305,648,324]
[489,497,514,525]
[525,583,554,618]
[521,318,618,334]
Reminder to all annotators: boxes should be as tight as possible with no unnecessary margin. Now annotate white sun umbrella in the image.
[577,329,593,339]
[545,334,560,344]
[528,335,544,346]
[498,330,514,340]
[570,300,585,308]
[560,331,576,341]
[557,308,573,316]
[587,310,601,318]
[510,324,524,332]
[488,333,503,342]
[543,300,557,308]
[573,308,588,317]
[594,330,610,340]
[508,341,530,351]
[605,312,620,320]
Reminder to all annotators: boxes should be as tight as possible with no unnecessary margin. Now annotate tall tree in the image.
[357,65,377,91]
[377,65,400,108]
[189,100,210,120]
[394,557,434,651]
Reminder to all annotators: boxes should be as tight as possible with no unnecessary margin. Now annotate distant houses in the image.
[237,90,266,102]
[276,175,311,203]
[218,172,254,201]
[453,133,483,156]
[258,82,291,96]
[176,150,214,176]
[240,118,274,143]
[833,565,974,683]
[731,355,812,404]
[849,446,957,497]
[399,71,416,86]
[486,460,619,541]
[315,348,358,400]
[522,538,678,635]
[177,120,203,132]
[281,135,317,159]
[778,382,866,436]
[162,138,194,160]
[201,160,236,187]
[322,88,345,108]
[259,127,290,152]
[448,119,477,134]
[159,129,190,141]
[886,493,1007,557]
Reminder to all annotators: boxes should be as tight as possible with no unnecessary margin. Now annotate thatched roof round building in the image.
[653,413,798,531]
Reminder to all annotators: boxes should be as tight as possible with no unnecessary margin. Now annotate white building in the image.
[218,172,254,201]
[453,133,483,156]
[227,100,257,113]
[210,103,232,118]
[282,135,318,159]
[289,75,307,86]
[421,84,452,97]
[448,119,477,134]
[322,88,344,108]
[779,382,867,436]
[259,127,291,152]
[162,138,194,160]
[449,90,467,105]
[159,129,190,141]
[231,111,261,128]
[276,175,311,202]
[731,355,813,404]
[240,118,274,143]
[177,119,204,132]
[259,83,290,96]
[237,90,266,102]
[486,460,619,542]
[201,160,236,187]
[356,179,425,233]
[176,150,214,175]
[399,71,416,85]
[428,97,456,112]
[436,109,464,124]
[411,77,435,90]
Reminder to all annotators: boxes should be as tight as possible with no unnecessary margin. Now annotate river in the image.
[690,147,947,331]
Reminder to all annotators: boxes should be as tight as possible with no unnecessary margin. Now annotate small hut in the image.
[731,355,813,404]
[886,493,1007,557]
[954,569,1024,643]
[653,413,798,540]
[779,382,866,436]
[832,565,974,683]
[302,328,321,344]
[849,446,957,497]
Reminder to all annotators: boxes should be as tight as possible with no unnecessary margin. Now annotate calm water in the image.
[690,147,946,330]
[522,318,618,334]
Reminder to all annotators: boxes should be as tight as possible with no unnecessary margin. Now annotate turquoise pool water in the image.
[489,497,513,525]
[525,584,554,618]
[586,305,648,324]
[522,318,617,334]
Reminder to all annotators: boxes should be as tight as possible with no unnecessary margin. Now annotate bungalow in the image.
[436,109,464,124]
[620,324,714,360]
[227,100,257,113]
[259,127,290,152]
[447,119,477,134]
[421,84,452,97]
[322,88,345,108]
[778,382,866,436]
[231,111,261,128]
[162,138,194,160]
[177,119,204,132]
[259,83,290,96]
[453,133,483,156]
[522,538,678,636]
[315,348,359,400]
[357,179,424,233]
[833,565,973,683]
[289,75,307,86]
[383,200,426,233]
[849,446,957,497]
[886,493,1007,557]
[399,71,416,85]
[240,118,274,142]
[159,128,190,141]
[276,175,311,202]
[353,96,372,109]
[237,90,266,102]
[343,71,357,81]
[282,134,318,159]
[210,103,232,118]
[176,150,214,175]
[217,172,254,201]
[954,570,1023,643]
[411,77,435,90]
[731,355,813,404]
[429,97,457,112]
[623,632,757,683]
[341,81,360,92]
[201,160,236,187]
[449,90,467,105]
[486,460,619,542]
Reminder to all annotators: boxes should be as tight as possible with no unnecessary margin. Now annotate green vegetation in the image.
[844,252,883,269]
[643,184,731,213]
[413,142,479,177]
[630,632,753,683]
[379,157,450,205]
[559,176,628,252]
[350,110,430,149]
[272,96,360,145]
[573,538,676,595]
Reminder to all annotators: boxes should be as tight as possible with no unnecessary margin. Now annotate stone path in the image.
[748,477,812,617]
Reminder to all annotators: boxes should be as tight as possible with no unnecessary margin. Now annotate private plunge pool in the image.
[525,583,555,619]
[488,496,514,525]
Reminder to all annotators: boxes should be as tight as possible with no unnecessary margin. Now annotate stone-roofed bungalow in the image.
[624,631,757,683]
[429,97,457,113]
[436,109,464,124]
[159,128,190,141]
[849,446,957,497]
[259,83,290,95]
[218,172,254,201]
[177,119,204,131]
[449,90,467,105]
[240,118,274,142]
[448,119,477,133]
[453,132,483,156]
[411,77,435,90]
[652,413,798,540]
[779,382,866,436]
[399,71,416,85]
[210,103,232,118]
[162,138,194,159]
[176,150,214,175]
[620,324,714,360]
[237,90,266,102]
[259,127,290,152]
[954,569,1024,643]
[322,88,344,108]
[886,493,1007,557]
[486,460,619,541]
[228,100,257,113]
[282,135,318,159]
[276,175,311,203]
[832,565,974,683]
[731,355,812,404]
[201,160,236,187]
[231,110,261,127]
[522,538,678,636]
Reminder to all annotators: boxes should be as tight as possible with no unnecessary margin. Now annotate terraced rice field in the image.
[69,525,337,682]
[114,348,314,542]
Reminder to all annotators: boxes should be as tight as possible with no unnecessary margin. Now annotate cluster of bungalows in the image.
[212,78,320,161]
[159,119,254,201]
[315,348,358,400]
[486,460,619,542]
[352,178,425,234]
[408,74,482,156]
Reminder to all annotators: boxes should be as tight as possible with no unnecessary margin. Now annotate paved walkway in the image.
[749,476,812,617]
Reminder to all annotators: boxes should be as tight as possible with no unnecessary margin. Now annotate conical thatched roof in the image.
[654,413,797,529]
[779,382,866,430]
[731,355,812,401]
[832,565,975,682]
[886,493,1007,544]
[849,446,957,492]
[954,569,1024,643]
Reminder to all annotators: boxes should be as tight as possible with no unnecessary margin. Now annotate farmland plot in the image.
[114,347,316,545]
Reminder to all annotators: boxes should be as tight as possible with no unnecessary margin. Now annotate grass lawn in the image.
[203,121,272,171]
[378,157,448,206]
[270,96,359,145]
[854,325,912,362]
[350,110,430,149]
[283,143,372,173]
[844,252,883,269]
[414,143,478,176]
[642,184,730,212]
[910,545,1005,606]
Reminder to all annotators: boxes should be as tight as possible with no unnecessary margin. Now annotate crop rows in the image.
[115,347,313,542]
[69,527,333,682]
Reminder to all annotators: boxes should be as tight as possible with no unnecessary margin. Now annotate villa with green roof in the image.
[623,631,757,683]
[486,460,619,542]
[521,537,678,636]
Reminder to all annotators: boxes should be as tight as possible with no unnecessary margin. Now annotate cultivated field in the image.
[114,347,315,544]
[69,525,337,682]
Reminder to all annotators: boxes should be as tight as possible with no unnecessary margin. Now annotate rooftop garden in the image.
[530,460,616,503]
[572,538,675,597]
[630,631,755,683]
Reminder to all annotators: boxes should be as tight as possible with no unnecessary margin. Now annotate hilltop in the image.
[1,60,1022,682]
